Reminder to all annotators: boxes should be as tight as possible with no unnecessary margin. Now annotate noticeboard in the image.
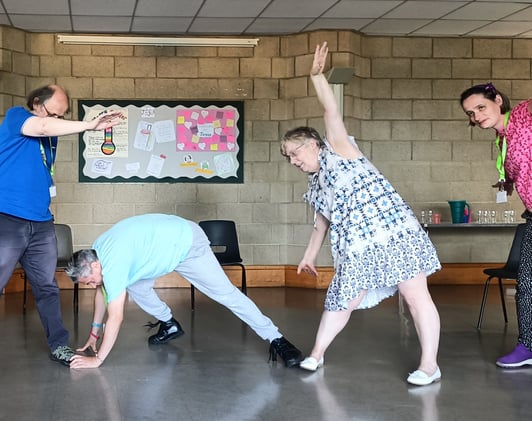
[78,100,244,183]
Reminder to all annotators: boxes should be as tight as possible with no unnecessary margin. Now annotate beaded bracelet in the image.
[90,332,100,340]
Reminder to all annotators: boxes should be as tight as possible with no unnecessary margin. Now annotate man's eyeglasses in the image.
[42,103,65,119]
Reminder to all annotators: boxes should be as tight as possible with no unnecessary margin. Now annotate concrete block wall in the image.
[0,26,528,265]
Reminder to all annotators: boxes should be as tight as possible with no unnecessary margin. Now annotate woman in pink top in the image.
[461,83,532,368]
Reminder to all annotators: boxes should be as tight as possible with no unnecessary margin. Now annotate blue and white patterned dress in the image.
[303,143,441,311]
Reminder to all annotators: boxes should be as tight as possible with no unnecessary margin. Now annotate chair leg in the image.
[497,277,509,324]
[477,276,493,330]
[74,283,79,314]
[190,285,195,311]
[240,265,247,295]
[22,272,27,314]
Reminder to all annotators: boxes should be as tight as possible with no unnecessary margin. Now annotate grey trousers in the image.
[126,221,282,342]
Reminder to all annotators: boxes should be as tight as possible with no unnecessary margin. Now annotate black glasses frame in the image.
[42,103,65,119]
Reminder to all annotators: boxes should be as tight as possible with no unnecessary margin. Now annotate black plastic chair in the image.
[23,223,78,313]
[191,220,247,310]
[477,223,525,329]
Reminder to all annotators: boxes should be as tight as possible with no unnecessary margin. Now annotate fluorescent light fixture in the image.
[57,35,259,47]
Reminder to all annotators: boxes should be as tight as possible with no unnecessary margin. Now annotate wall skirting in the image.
[3,263,513,294]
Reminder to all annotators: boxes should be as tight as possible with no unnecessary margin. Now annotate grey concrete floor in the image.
[0,285,530,421]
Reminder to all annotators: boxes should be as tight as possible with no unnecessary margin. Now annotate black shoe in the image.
[269,337,303,368]
[50,345,75,367]
[145,318,184,345]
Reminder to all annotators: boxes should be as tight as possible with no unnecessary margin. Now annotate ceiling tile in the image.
[199,0,269,18]
[131,17,194,33]
[188,17,254,34]
[324,0,402,19]
[384,1,467,19]
[135,0,205,17]
[503,5,532,21]
[362,19,433,35]
[412,19,489,36]
[305,18,373,32]
[260,0,338,18]
[467,21,532,37]
[72,16,133,33]
[444,2,529,20]
[245,18,314,34]
[2,0,67,15]
[71,0,135,16]
[9,14,72,32]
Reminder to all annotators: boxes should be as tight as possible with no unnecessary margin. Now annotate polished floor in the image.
[0,284,530,421]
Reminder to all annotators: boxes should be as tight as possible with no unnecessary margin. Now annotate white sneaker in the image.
[299,356,324,371]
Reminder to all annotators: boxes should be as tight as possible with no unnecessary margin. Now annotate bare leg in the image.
[398,272,440,375]
[307,291,367,361]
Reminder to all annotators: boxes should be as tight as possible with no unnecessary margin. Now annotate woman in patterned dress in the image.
[280,42,442,386]
[461,83,532,368]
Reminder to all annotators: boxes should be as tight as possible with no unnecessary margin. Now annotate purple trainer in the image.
[496,343,532,368]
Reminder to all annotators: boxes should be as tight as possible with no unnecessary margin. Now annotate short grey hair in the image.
[65,249,99,283]
[280,126,324,160]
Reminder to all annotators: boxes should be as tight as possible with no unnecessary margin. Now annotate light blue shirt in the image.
[93,214,193,302]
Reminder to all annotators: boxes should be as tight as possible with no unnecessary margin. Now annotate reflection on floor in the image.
[1,285,530,421]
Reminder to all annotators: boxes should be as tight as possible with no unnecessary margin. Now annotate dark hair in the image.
[65,249,99,283]
[26,85,55,110]
[460,83,511,126]
[26,85,70,113]
[280,126,324,158]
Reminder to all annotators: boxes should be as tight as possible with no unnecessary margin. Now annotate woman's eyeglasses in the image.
[285,142,308,161]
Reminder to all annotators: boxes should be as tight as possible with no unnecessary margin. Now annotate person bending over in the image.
[461,82,532,368]
[66,213,302,369]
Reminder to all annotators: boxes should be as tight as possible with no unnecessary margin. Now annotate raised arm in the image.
[310,42,360,159]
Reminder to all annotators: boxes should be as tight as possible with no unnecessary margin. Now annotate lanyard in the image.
[494,111,510,182]
[39,137,56,177]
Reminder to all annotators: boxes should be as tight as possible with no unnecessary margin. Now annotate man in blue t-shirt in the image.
[66,213,303,369]
[0,85,123,366]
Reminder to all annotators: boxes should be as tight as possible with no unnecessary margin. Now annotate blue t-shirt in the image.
[0,106,57,221]
[93,214,194,302]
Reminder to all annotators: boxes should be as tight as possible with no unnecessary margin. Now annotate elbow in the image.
[113,314,125,326]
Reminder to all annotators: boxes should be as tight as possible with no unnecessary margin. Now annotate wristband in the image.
[90,332,100,340]
[91,322,103,328]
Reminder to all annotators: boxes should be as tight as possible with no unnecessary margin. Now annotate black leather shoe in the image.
[269,337,303,367]
[146,317,184,345]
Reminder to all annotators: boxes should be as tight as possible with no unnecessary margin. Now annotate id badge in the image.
[496,190,507,203]
[49,184,57,198]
